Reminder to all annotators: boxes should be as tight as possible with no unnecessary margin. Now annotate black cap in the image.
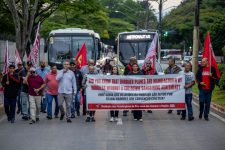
[26,61,32,66]
[70,62,75,65]
[9,64,15,68]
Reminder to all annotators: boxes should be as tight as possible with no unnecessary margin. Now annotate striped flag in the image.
[15,48,22,69]
[142,33,158,74]
[28,22,41,67]
[2,40,10,74]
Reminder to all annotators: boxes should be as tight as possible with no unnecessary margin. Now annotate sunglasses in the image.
[30,71,35,74]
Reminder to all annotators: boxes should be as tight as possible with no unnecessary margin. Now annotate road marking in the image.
[192,101,225,123]
[117,118,123,125]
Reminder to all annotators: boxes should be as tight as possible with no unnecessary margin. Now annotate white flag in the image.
[15,48,22,69]
[3,40,10,74]
[28,22,41,67]
[142,33,158,74]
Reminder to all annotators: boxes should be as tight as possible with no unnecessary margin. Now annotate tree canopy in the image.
[162,0,225,55]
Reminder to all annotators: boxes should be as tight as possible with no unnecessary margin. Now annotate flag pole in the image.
[209,32,212,74]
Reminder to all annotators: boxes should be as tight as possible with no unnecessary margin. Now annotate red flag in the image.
[3,40,9,74]
[202,32,221,78]
[75,43,87,69]
[142,33,158,74]
[15,48,22,69]
[28,22,41,67]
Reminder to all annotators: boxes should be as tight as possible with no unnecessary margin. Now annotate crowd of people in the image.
[1,56,219,124]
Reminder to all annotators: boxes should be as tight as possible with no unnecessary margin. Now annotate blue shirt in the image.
[56,70,77,94]
[36,67,50,80]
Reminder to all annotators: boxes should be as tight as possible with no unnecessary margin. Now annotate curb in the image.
[193,93,225,117]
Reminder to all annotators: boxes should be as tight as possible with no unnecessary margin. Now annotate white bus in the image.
[115,30,157,66]
[46,28,101,68]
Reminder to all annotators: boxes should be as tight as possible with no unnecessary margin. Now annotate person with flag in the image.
[1,64,21,123]
[196,32,220,121]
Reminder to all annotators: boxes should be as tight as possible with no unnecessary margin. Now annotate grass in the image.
[192,84,225,108]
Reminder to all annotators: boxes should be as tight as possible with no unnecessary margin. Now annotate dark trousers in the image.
[4,97,17,120]
[133,110,142,119]
[181,94,193,118]
[83,91,87,115]
[87,111,95,117]
[110,110,119,118]
[199,90,212,119]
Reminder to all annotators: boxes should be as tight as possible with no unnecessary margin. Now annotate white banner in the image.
[86,74,185,110]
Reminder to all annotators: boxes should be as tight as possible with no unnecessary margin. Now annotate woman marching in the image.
[109,66,120,122]
[128,63,144,122]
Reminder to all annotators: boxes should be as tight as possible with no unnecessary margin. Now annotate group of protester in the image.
[1,55,219,124]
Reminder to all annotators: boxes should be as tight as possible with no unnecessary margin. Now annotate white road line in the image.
[117,118,123,125]
[192,101,225,123]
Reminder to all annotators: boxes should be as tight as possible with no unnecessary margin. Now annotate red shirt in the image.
[45,72,58,95]
[28,75,44,96]
[202,67,210,90]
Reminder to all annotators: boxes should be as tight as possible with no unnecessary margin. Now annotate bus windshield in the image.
[49,36,94,63]
[119,41,151,64]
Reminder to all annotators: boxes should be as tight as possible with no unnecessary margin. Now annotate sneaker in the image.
[139,119,143,122]
[168,110,173,114]
[36,118,40,122]
[17,109,21,114]
[204,117,209,121]
[188,117,194,121]
[46,116,52,120]
[67,119,72,123]
[147,110,153,113]
[85,117,91,122]
[29,120,35,124]
[7,117,11,122]
[71,114,76,118]
[60,114,65,120]
[180,117,186,120]
[11,118,15,123]
[91,117,96,122]
[134,118,138,121]
[109,117,114,122]
[41,110,47,113]
[22,116,29,121]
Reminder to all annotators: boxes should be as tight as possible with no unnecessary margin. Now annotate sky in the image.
[148,0,183,19]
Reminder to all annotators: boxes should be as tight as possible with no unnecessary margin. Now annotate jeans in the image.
[29,95,42,121]
[21,92,29,117]
[181,94,193,118]
[16,89,21,111]
[41,97,47,112]
[199,90,212,118]
[4,97,17,120]
[58,93,72,119]
[46,93,59,117]
[71,91,80,115]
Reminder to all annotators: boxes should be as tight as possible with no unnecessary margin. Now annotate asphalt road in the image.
[0,104,225,150]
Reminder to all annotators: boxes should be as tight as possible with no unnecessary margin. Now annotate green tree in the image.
[2,0,66,58]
